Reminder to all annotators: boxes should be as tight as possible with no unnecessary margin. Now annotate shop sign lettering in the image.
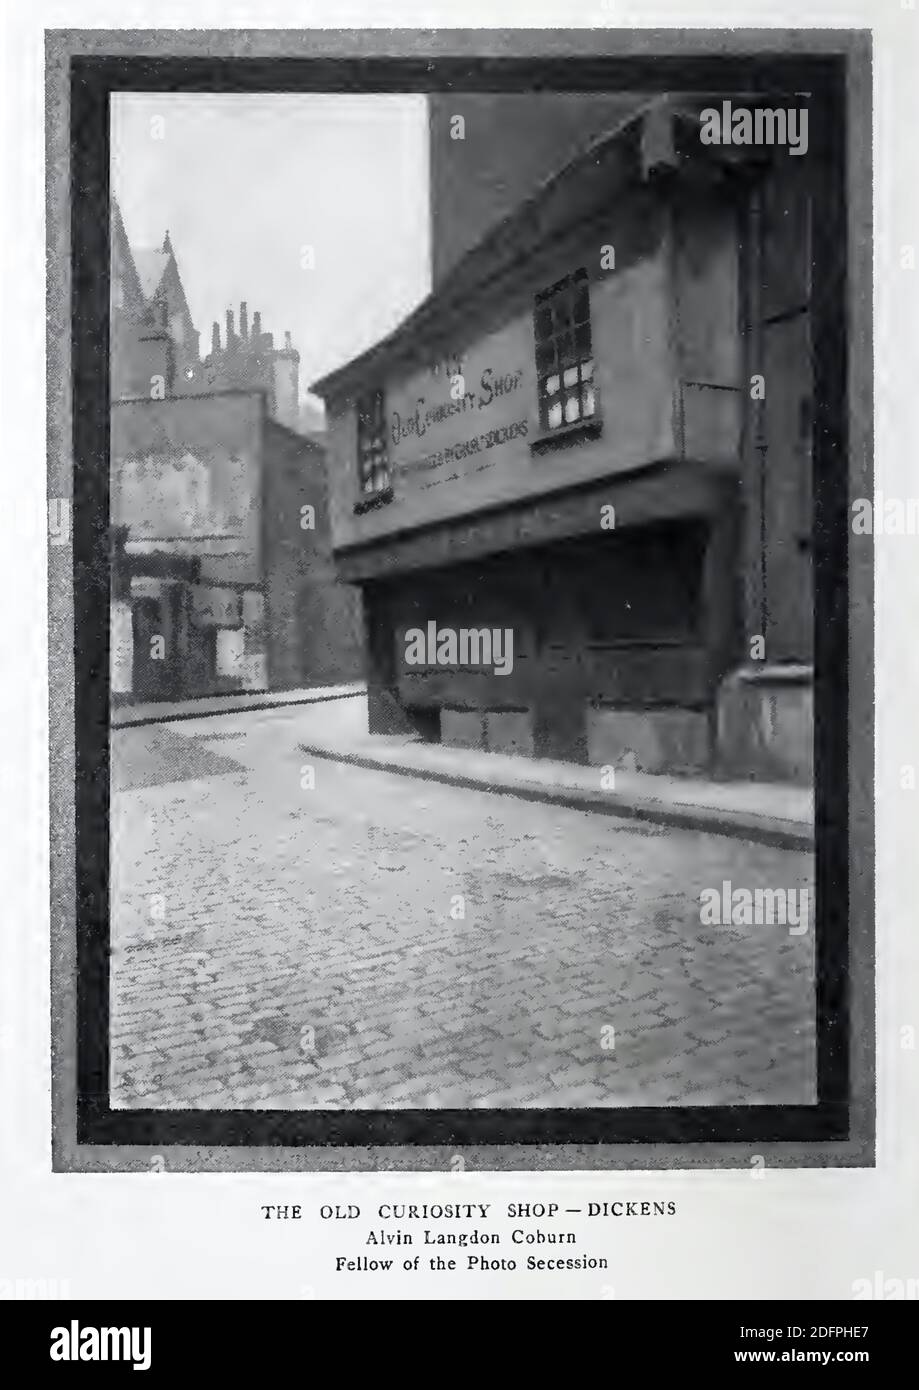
[390,366,525,447]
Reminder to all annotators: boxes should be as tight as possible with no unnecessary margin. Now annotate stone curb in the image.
[112,687,364,730]
[297,742,813,851]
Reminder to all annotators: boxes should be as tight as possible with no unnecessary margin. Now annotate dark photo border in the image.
[51,28,874,1168]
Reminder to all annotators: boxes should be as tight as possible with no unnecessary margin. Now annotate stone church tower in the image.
[110,199,300,423]
[110,200,200,399]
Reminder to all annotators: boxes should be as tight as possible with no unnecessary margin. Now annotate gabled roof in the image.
[111,201,191,314]
[310,97,655,402]
[134,247,170,301]
[110,197,144,311]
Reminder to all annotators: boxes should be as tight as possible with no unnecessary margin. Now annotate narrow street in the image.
[110,701,815,1110]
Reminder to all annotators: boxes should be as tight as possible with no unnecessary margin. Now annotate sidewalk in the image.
[111,682,365,728]
[291,696,813,850]
[113,686,812,848]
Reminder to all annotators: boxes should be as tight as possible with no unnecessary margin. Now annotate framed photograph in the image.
[47,26,873,1176]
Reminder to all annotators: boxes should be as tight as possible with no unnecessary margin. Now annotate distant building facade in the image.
[111,391,361,702]
[109,202,360,702]
[313,95,816,783]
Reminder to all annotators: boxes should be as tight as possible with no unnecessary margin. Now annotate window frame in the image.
[533,267,599,436]
[355,387,391,501]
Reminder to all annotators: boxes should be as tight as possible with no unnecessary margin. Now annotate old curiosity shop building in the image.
[313,94,817,783]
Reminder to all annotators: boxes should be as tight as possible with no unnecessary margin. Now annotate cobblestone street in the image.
[110,702,816,1110]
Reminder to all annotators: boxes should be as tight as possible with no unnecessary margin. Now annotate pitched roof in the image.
[133,247,170,301]
[310,94,749,403]
[310,96,656,401]
[110,197,144,310]
[112,207,184,307]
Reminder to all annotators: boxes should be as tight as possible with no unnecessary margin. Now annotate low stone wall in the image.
[586,705,710,775]
[441,706,536,756]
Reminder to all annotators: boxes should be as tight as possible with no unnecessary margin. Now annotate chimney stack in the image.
[284,330,292,351]
[226,308,234,348]
[252,310,261,342]
[211,321,221,354]
[239,301,248,341]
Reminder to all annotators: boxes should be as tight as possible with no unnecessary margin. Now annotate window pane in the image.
[357,390,389,495]
[556,331,575,365]
[534,270,597,437]
[573,284,590,323]
[536,340,554,372]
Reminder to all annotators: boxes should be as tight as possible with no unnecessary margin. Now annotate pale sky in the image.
[111,93,431,402]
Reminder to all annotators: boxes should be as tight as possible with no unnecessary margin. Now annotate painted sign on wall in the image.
[113,447,252,542]
[387,316,536,489]
[331,253,680,553]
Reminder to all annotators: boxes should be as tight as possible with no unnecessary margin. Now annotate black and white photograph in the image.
[101,77,835,1123]
[37,18,874,1174]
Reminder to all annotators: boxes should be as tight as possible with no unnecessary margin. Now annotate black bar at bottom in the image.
[0,1299,908,1371]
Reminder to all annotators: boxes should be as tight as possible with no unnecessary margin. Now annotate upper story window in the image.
[534,268,597,433]
[356,388,390,498]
